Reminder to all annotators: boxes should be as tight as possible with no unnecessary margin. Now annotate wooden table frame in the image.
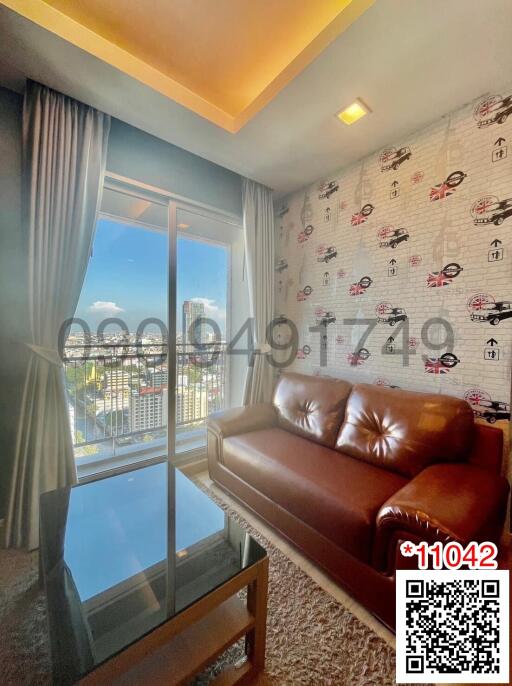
[80,555,268,686]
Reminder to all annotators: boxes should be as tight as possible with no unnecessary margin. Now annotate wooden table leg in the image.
[245,557,268,675]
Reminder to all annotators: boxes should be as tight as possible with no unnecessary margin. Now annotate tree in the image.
[74,430,98,456]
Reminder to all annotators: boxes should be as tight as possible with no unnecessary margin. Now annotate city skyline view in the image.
[73,217,228,336]
[65,216,230,461]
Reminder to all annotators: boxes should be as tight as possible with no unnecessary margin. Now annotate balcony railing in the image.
[63,342,226,458]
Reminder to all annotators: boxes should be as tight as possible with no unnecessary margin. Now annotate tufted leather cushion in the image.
[273,372,352,448]
[222,427,408,563]
[336,384,475,477]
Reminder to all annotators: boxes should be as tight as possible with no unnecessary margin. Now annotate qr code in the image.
[396,570,509,683]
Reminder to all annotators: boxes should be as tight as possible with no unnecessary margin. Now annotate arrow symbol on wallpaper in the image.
[389,258,397,265]
[391,180,399,187]
[486,338,498,346]
[490,238,502,247]
[494,137,506,146]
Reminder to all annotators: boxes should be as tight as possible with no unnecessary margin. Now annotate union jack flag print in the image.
[351,212,366,226]
[349,282,366,296]
[429,182,456,201]
[468,293,494,311]
[424,357,451,374]
[427,271,452,287]
[473,197,495,215]
[464,388,489,405]
[347,352,364,366]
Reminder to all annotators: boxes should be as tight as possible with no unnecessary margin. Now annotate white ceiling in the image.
[0,0,511,198]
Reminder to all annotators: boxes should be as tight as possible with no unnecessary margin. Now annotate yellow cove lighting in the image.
[337,99,370,125]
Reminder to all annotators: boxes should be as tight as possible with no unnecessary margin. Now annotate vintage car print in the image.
[377,307,408,326]
[318,181,339,199]
[380,146,412,171]
[275,258,288,273]
[471,196,512,226]
[474,94,512,128]
[471,399,511,423]
[470,301,512,325]
[317,246,338,263]
[379,227,409,249]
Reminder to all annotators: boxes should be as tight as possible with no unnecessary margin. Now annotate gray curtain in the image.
[242,178,276,405]
[5,81,110,550]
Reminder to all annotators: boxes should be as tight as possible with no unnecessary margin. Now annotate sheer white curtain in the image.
[242,178,276,405]
[5,81,110,550]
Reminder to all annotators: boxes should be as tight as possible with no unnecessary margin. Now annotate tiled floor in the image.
[195,471,396,649]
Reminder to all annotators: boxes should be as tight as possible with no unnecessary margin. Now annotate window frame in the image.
[72,172,242,482]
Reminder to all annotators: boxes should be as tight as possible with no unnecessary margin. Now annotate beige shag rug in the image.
[0,483,400,686]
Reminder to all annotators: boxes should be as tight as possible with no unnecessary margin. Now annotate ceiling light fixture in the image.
[336,98,371,125]
[177,223,190,229]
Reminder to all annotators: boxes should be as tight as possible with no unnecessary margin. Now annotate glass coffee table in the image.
[40,462,268,685]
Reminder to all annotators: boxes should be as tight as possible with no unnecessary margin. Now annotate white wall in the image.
[276,85,512,477]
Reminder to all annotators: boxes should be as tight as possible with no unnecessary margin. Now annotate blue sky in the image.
[74,218,228,336]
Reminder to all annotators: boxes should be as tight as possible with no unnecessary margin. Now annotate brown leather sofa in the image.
[207,372,510,630]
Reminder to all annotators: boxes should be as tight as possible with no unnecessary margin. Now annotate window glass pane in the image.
[175,207,230,455]
[65,188,168,471]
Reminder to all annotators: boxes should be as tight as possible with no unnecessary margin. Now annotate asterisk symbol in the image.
[401,542,415,556]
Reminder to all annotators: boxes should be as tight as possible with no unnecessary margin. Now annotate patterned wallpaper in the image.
[275,86,512,472]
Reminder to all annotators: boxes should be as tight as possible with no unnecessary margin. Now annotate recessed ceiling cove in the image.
[1,0,374,132]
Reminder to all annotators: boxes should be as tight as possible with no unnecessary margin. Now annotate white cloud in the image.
[88,301,125,316]
[190,297,226,321]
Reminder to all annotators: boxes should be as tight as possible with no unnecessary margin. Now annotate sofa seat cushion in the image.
[222,427,408,564]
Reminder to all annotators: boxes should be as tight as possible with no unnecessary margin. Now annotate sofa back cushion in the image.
[273,372,352,448]
[336,383,474,477]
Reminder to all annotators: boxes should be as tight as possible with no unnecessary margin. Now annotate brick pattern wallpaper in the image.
[274,88,512,472]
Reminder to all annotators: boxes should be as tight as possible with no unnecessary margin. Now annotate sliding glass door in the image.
[65,184,169,476]
[66,177,247,478]
[172,205,247,459]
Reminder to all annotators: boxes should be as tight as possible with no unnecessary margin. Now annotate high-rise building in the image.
[104,369,130,389]
[176,386,208,425]
[182,300,205,345]
[148,366,168,387]
[130,386,168,432]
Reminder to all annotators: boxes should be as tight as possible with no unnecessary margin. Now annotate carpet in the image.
[0,483,401,686]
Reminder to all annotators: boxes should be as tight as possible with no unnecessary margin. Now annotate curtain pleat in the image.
[5,81,110,550]
[242,178,276,405]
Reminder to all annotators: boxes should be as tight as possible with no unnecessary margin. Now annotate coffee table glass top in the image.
[40,462,266,684]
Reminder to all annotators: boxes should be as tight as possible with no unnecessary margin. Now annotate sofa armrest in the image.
[207,403,277,439]
[373,463,509,572]
[207,403,277,471]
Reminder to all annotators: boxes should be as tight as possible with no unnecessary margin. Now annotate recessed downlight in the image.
[177,223,190,229]
[336,99,371,125]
